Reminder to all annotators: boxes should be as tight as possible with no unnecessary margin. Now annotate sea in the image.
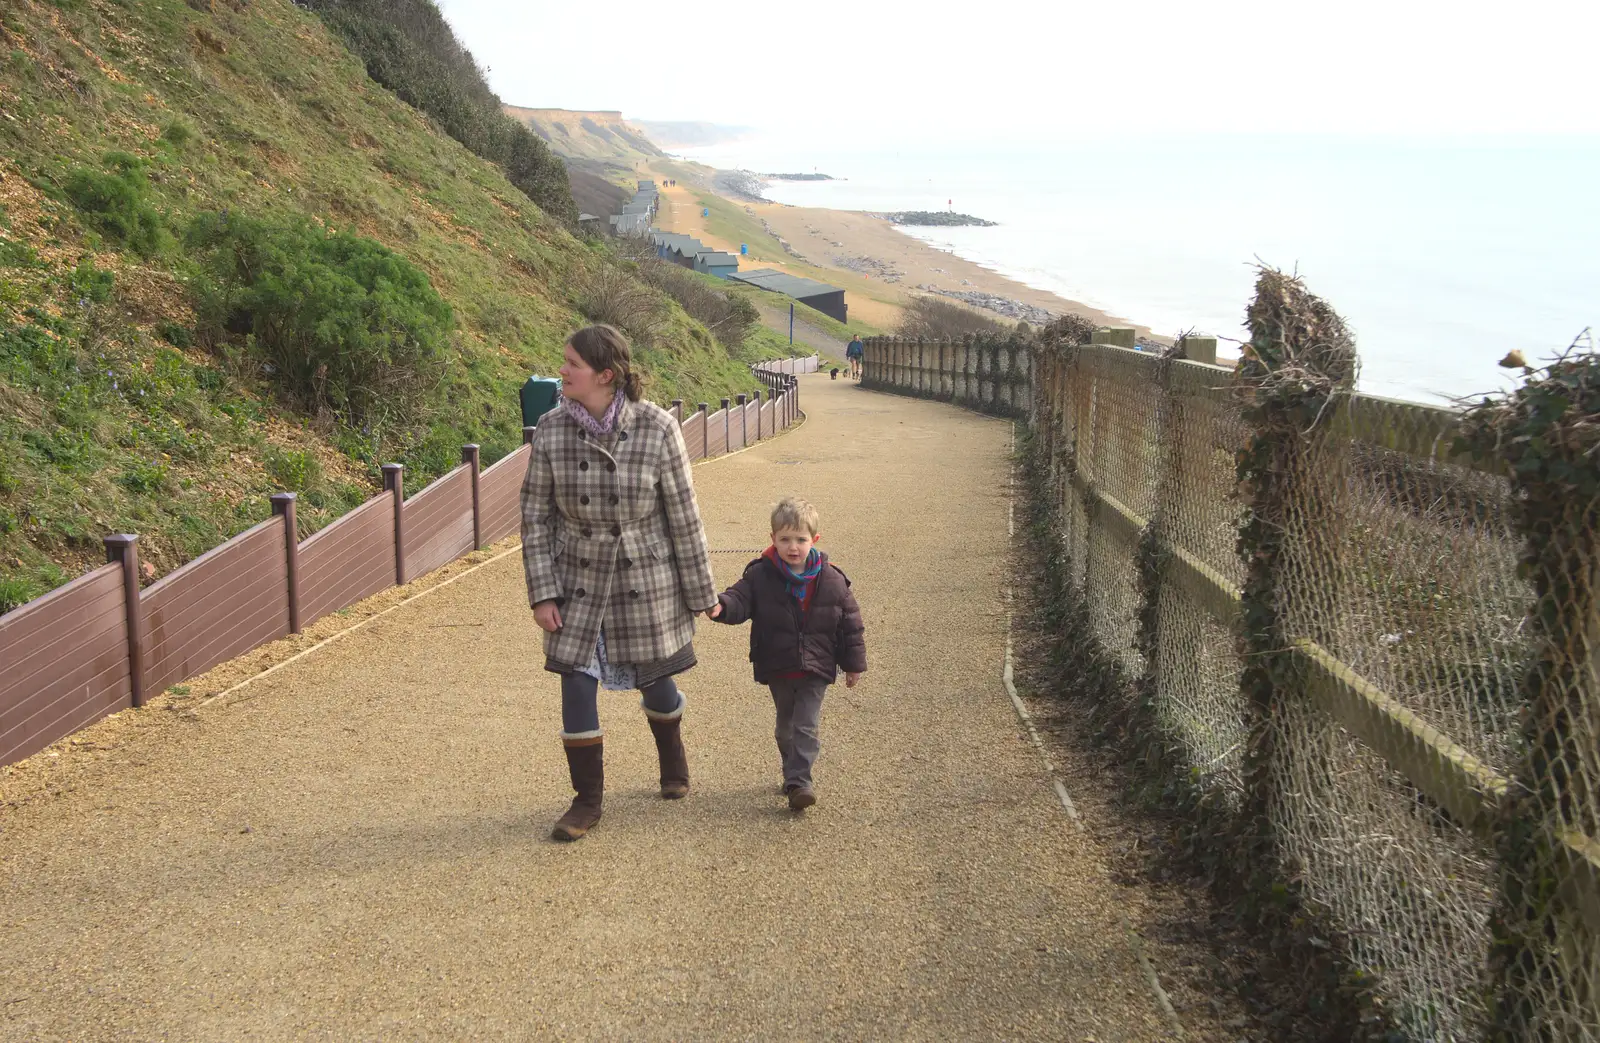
[671,132,1599,406]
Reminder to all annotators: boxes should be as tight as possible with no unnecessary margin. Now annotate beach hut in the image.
[608,212,650,237]
[667,237,707,268]
[728,269,848,323]
[694,251,740,279]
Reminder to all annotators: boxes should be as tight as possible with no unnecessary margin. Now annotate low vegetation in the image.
[894,296,1010,339]
[0,0,777,610]
[305,0,576,224]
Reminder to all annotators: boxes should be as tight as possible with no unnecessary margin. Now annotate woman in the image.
[520,324,718,842]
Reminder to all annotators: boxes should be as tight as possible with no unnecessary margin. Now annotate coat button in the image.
[629,590,640,599]
[606,462,616,472]
[580,495,590,505]
[609,495,619,505]
[622,557,633,568]
[581,526,592,537]
[619,431,628,441]
[579,461,589,471]
[579,558,590,567]
[610,524,621,537]
[575,588,586,598]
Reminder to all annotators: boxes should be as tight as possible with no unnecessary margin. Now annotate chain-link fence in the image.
[865,288,1600,1041]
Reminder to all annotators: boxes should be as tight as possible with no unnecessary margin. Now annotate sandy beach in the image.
[646,160,1154,338]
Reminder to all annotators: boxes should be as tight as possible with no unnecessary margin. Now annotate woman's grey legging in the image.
[561,671,680,734]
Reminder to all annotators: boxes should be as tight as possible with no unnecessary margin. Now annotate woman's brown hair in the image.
[568,324,644,402]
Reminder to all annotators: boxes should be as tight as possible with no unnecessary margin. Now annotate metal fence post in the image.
[103,534,145,708]
[463,444,482,550]
[382,463,405,585]
[671,399,683,425]
[523,426,537,446]
[721,398,730,451]
[736,394,747,445]
[270,493,301,634]
[697,403,709,458]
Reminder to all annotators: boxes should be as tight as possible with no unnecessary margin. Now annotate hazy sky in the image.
[435,0,1599,142]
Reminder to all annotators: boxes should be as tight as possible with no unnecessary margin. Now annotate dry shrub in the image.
[895,296,1008,339]
[573,264,665,346]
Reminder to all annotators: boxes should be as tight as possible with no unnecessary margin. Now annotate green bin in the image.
[520,375,562,428]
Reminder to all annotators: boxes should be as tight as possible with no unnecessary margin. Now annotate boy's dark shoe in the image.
[788,786,817,811]
[553,738,604,841]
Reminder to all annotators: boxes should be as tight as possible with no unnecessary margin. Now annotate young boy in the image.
[708,497,866,810]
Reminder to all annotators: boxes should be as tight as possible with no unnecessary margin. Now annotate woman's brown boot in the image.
[643,697,689,799]
[552,735,604,841]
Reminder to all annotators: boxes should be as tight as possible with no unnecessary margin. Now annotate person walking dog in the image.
[845,334,864,380]
[521,324,718,841]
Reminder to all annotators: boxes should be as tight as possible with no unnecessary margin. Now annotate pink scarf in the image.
[564,390,626,438]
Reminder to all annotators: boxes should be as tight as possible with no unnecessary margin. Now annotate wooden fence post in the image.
[736,394,748,445]
[103,534,145,708]
[270,493,301,634]
[697,403,709,458]
[671,399,684,424]
[721,398,731,451]
[463,444,482,550]
[382,463,405,585]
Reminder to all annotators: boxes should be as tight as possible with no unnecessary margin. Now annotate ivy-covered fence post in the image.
[1461,351,1600,1039]
[1231,270,1358,872]
[1133,349,1182,727]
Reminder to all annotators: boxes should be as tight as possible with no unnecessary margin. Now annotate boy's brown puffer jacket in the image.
[713,549,867,684]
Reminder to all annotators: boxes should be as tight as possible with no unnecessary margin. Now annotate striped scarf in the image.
[782,549,823,603]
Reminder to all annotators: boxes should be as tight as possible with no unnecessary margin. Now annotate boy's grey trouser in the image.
[769,675,828,789]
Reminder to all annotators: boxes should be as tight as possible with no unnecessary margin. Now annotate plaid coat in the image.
[520,398,717,670]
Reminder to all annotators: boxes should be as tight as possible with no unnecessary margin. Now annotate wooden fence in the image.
[861,333,1032,416]
[0,357,814,768]
[865,329,1600,1039]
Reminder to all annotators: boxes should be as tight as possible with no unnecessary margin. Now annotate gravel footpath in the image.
[1,376,1175,1040]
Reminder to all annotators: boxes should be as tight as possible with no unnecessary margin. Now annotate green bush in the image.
[264,445,322,491]
[66,257,115,304]
[62,152,173,258]
[186,210,454,430]
[0,235,38,268]
[118,459,171,493]
[160,118,195,148]
[156,320,193,348]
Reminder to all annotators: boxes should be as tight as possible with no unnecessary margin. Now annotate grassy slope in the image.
[0,0,775,607]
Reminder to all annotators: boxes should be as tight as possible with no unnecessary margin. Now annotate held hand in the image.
[845,672,862,688]
[533,600,563,633]
[704,602,723,620]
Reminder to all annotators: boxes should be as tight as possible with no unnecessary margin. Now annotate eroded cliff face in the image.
[503,106,666,165]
